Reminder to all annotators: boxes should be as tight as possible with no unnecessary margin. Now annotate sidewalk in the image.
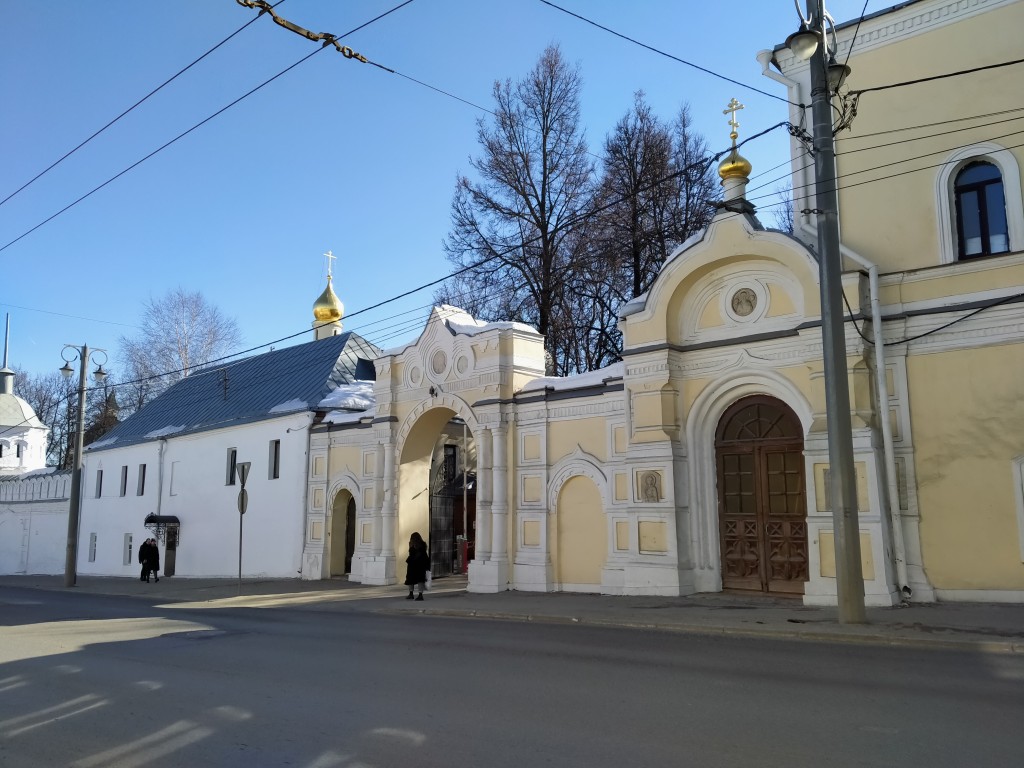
[3,574,1023,654]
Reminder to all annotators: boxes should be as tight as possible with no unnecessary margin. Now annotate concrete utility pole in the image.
[806,0,867,622]
[61,343,107,588]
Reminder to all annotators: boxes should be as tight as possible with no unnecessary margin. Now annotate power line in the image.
[0,1,415,255]
[849,57,1024,96]
[537,0,800,108]
[0,1,289,210]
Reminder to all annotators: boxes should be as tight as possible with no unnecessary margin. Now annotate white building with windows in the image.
[76,277,380,578]
[0,318,70,575]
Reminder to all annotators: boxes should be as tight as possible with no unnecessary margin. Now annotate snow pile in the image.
[268,398,309,414]
[440,305,537,337]
[519,362,624,393]
[319,381,376,425]
[143,425,186,439]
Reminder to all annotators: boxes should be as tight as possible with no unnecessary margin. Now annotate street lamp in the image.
[786,0,867,623]
[61,344,108,588]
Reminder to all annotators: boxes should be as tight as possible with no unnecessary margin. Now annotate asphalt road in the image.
[1,587,1022,768]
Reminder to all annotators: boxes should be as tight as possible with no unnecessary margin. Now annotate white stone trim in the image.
[1013,455,1024,562]
[933,589,1024,604]
[546,446,607,511]
[934,142,1024,265]
[685,370,814,592]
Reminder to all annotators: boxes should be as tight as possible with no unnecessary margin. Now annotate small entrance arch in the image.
[329,491,356,577]
[553,475,606,592]
[715,395,808,594]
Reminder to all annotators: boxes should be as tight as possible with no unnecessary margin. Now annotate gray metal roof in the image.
[87,332,380,452]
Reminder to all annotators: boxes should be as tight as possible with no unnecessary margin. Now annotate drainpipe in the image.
[758,49,910,600]
[821,242,910,600]
[156,437,166,517]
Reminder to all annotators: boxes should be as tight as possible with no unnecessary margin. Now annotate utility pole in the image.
[806,0,867,622]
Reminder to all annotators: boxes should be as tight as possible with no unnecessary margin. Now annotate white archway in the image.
[685,370,813,591]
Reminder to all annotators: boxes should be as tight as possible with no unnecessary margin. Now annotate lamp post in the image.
[61,344,108,588]
[786,0,866,623]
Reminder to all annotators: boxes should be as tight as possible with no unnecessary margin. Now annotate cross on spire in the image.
[324,249,336,279]
[723,98,745,146]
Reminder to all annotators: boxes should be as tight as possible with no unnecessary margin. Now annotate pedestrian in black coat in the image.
[404,531,430,601]
[138,538,153,582]
[148,539,161,583]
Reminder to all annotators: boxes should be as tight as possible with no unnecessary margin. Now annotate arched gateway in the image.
[715,396,809,595]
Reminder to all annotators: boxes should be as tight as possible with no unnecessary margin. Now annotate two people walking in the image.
[138,537,160,583]
[405,531,430,601]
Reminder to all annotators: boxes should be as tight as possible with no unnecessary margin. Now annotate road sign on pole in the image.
[235,461,251,594]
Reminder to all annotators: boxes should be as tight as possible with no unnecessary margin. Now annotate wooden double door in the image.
[716,396,809,595]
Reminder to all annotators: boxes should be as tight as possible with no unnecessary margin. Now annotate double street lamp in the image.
[61,344,108,588]
[785,0,866,623]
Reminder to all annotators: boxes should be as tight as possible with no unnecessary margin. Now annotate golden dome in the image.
[313,276,344,323]
[718,147,752,181]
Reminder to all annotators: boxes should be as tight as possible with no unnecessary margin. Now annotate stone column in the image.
[373,441,386,556]
[380,441,397,559]
[490,424,509,564]
[475,427,492,561]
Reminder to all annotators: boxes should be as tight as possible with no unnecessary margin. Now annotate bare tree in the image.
[13,367,76,467]
[440,46,594,375]
[772,182,796,234]
[118,288,242,413]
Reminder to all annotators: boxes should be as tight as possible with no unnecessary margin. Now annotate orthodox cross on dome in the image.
[323,249,337,279]
[723,98,744,146]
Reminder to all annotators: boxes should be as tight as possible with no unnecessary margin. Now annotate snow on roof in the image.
[143,425,185,439]
[519,362,624,393]
[440,305,538,337]
[321,408,375,425]
[88,435,118,449]
[318,381,375,411]
[268,398,309,414]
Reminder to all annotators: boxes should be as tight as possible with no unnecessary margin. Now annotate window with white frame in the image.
[936,143,1023,264]
[226,448,238,486]
[123,533,133,566]
[955,162,1009,258]
[95,469,103,498]
[120,465,128,497]
[137,464,147,496]
[89,533,97,562]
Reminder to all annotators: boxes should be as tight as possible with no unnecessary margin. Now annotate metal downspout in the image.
[156,438,166,517]
[831,246,911,599]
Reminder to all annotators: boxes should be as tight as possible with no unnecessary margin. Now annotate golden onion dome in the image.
[718,147,752,181]
[313,276,344,323]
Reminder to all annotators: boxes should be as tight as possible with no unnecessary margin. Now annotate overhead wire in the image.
[537,0,802,108]
[0,0,290,210]
[0,0,416,255]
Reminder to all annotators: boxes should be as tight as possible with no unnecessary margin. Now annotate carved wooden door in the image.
[716,397,808,594]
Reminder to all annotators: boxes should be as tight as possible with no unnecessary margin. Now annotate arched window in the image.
[954,161,1009,258]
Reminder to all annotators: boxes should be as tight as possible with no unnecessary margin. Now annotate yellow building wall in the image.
[548,417,608,464]
[907,344,1024,589]
[553,476,606,586]
[836,2,1024,269]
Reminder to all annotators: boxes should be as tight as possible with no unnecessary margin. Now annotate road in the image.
[1,586,1022,767]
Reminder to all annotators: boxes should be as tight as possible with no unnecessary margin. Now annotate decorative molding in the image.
[547,445,607,511]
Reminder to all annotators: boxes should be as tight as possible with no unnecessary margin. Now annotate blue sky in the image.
[1,0,867,379]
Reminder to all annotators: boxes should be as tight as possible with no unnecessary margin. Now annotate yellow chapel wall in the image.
[906,343,1024,590]
[834,1,1024,270]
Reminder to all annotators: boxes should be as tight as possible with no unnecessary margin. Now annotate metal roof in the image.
[87,332,380,451]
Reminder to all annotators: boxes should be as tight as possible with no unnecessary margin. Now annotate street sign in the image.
[236,461,251,488]
[237,488,248,515]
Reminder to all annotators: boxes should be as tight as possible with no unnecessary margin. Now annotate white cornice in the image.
[774,0,1018,74]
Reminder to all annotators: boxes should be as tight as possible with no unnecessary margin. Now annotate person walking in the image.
[404,532,430,601]
[138,538,153,582]
[148,539,161,583]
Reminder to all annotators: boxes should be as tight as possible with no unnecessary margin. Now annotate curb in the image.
[375,607,1024,655]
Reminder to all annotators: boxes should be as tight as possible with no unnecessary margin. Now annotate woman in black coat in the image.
[148,539,161,583]
[138,539,152,582]
[404,531,430,601]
